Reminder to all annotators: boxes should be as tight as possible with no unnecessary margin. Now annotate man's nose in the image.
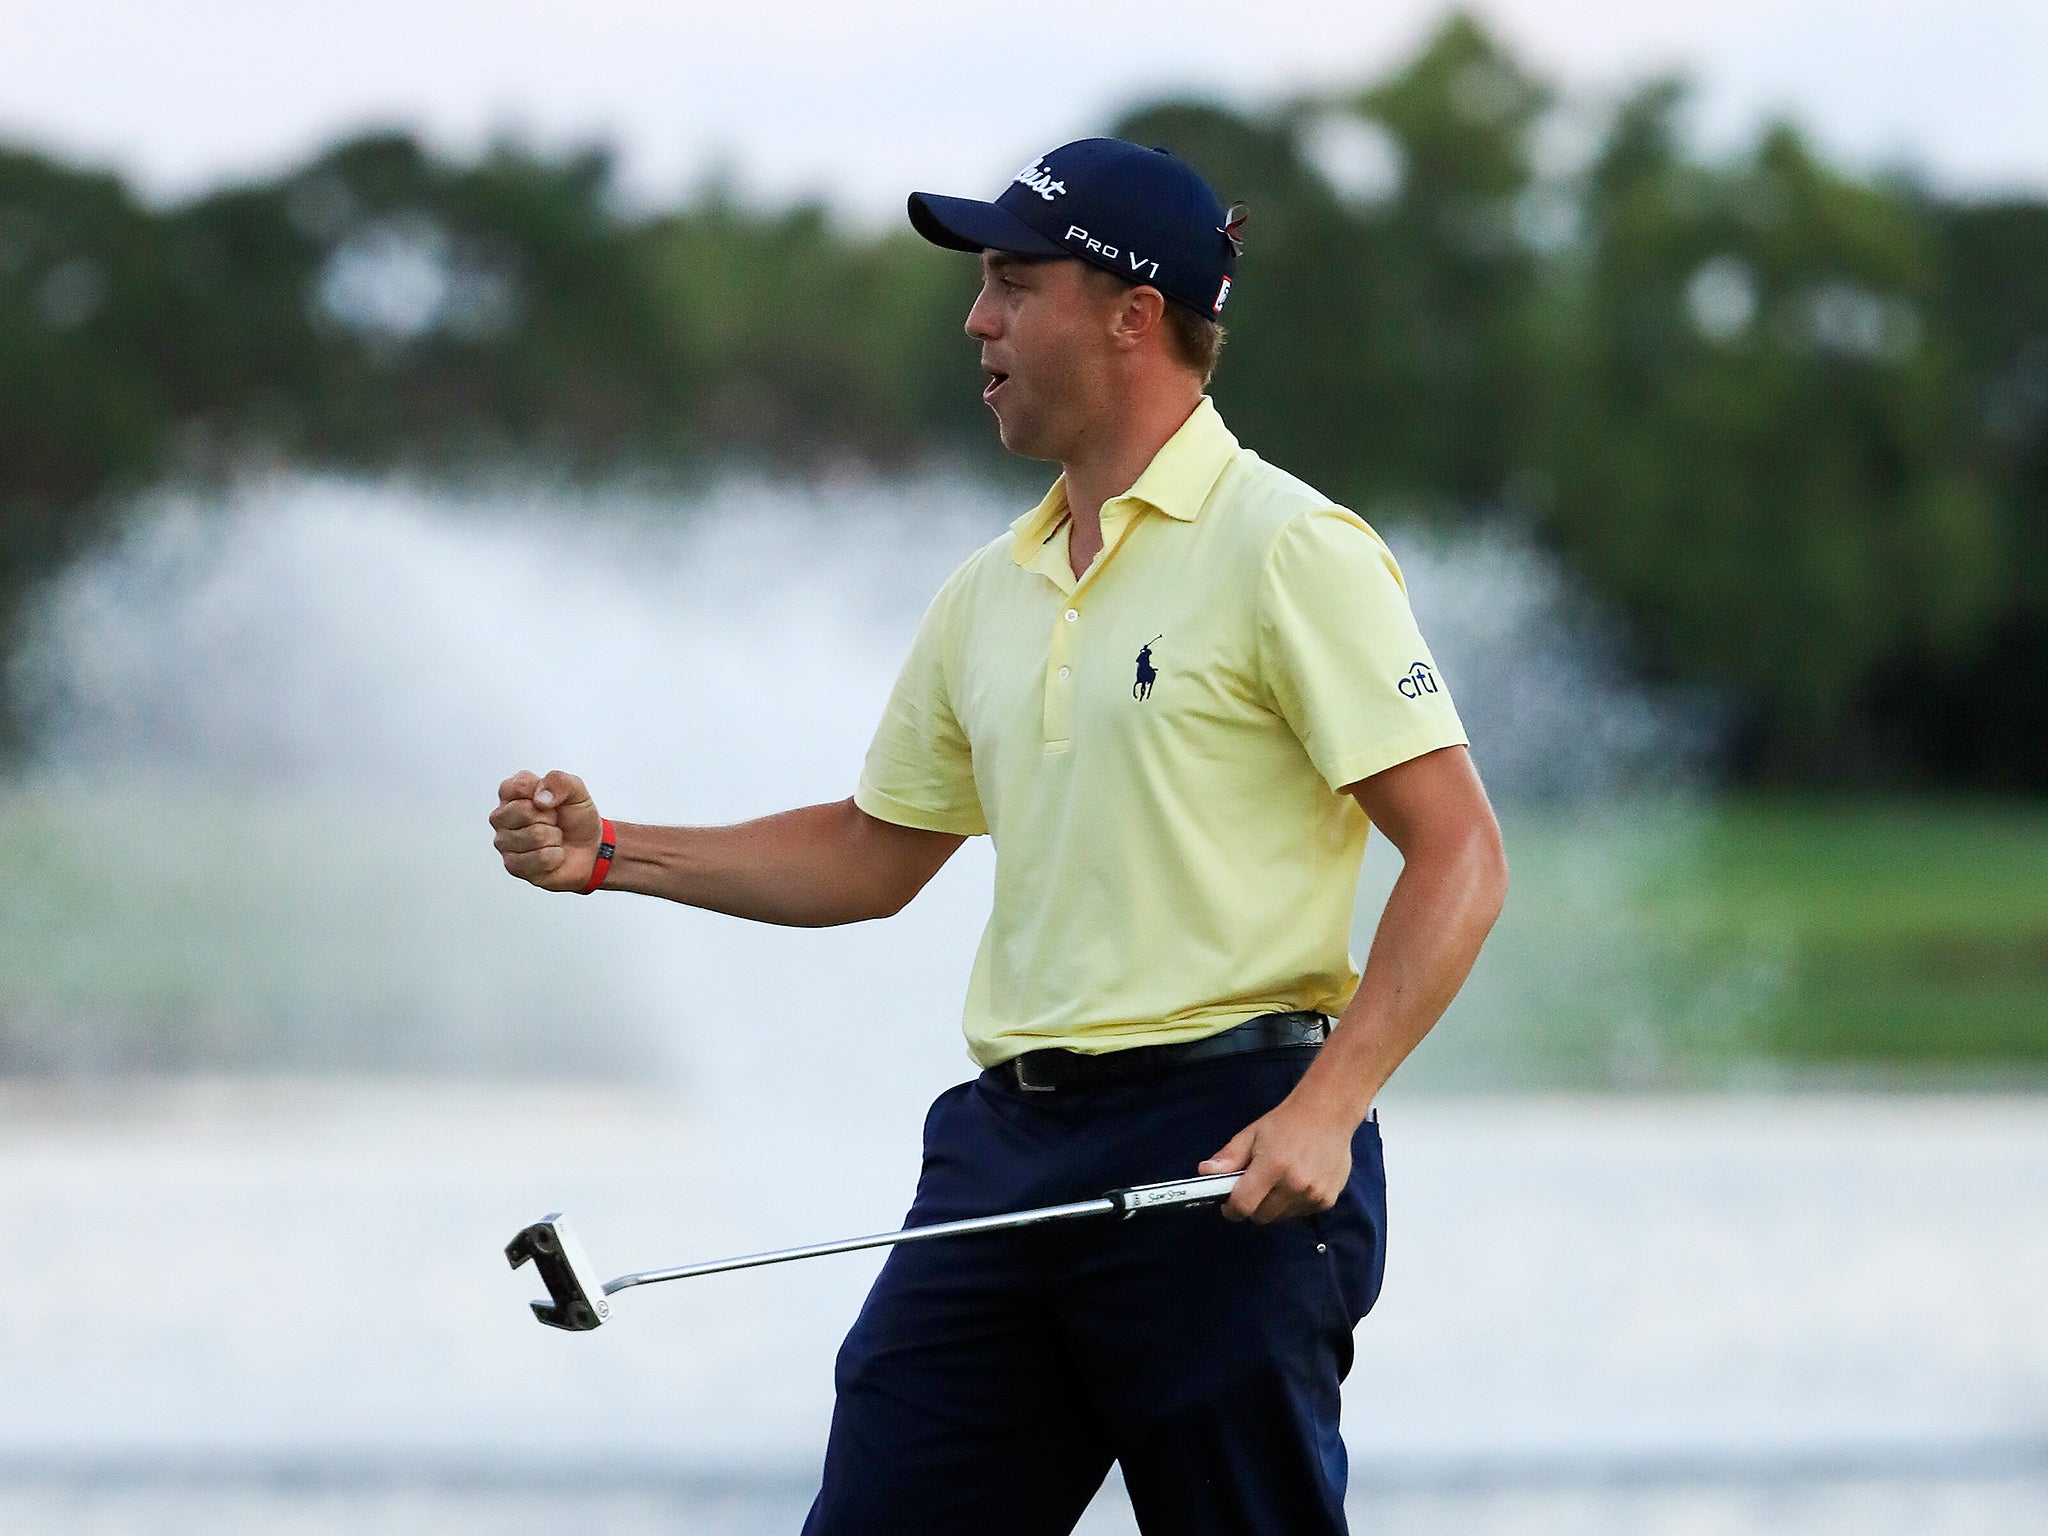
[965,286,1001,341]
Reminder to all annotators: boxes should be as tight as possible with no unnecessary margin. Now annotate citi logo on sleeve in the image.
[1396,661,1440,698]
[1134,636,1162,700]
[1012,160,1068,201]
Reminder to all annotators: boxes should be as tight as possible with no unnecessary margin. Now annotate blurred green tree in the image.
[1535,86,2003,775]
[0,150,171,687]
[635,193,980,463]
[1860,200,2048,788]
[1,14,2044,786]
[1115,13,1548,513]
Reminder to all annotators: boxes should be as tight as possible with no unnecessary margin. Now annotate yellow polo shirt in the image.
[856,397,1468,1067]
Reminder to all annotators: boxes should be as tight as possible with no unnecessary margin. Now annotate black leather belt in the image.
[997,1010,1331,1093]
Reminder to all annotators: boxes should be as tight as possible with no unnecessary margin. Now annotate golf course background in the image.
[6,15,2048,790]
[1,13,2043,1080]
[8,792,2044,1087]
[0,472,2039,1088]
[4,11,2045,1535]
[1466,798,2048,1083]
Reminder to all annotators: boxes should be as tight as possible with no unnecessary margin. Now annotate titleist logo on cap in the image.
[1012,160,1068,202]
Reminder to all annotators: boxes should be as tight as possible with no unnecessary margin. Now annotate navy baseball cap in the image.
[909,138,1242,318]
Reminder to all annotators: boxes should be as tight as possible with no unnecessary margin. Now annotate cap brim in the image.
[907,192,1067,257]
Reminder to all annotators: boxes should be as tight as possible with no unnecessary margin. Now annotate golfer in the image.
[492,137,1507,1535]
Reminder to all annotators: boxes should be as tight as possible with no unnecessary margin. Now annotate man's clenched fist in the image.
[492,769,605,892]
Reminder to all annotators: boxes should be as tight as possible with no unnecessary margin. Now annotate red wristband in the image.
[580,818,616,895]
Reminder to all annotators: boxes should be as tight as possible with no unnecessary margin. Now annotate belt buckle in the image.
[1009,1054,1057,1093]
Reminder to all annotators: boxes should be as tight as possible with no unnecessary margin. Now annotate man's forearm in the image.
[1201,812,1507,1224]
[606,798,962,927]
[1292,824,1508,1125]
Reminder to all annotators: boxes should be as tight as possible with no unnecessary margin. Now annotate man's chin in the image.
[989,403,1061,462]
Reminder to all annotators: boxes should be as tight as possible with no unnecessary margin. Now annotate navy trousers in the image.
[801,1047,1387,1536]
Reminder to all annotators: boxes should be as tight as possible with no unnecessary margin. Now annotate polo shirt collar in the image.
[1008,396,1239,567]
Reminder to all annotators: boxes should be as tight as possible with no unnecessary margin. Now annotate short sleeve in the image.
[1256,509,1469,792]
[855,576,989,836]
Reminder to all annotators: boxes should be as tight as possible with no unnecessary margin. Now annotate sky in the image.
[2,0,2043,218]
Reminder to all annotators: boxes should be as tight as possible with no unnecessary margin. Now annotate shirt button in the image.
[1064,609,1078,622]
[1058,667,1070,679]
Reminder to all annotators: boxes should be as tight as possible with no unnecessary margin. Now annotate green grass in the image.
[1389,796,2048,1089]
[1677,800,2048,1065]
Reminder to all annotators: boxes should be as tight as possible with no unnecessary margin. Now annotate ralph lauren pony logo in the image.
[1134,636,1162,700]
[1396,661,1439,699]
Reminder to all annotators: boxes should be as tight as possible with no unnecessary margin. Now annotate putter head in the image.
[505,1214,611,1330]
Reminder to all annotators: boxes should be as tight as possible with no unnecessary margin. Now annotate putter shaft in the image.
[508,1172,1243,1329]
[610,1171,1242,1292]
[609,1193,1119,1292]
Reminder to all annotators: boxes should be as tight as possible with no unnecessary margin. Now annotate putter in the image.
[506,1170,1244,1331]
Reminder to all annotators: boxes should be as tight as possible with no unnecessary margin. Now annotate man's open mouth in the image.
[982,369,1009,402]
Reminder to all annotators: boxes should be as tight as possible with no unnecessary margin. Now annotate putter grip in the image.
[1109,1171,1242,1217]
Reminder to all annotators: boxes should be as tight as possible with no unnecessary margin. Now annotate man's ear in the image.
[1109,283,1168,353]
